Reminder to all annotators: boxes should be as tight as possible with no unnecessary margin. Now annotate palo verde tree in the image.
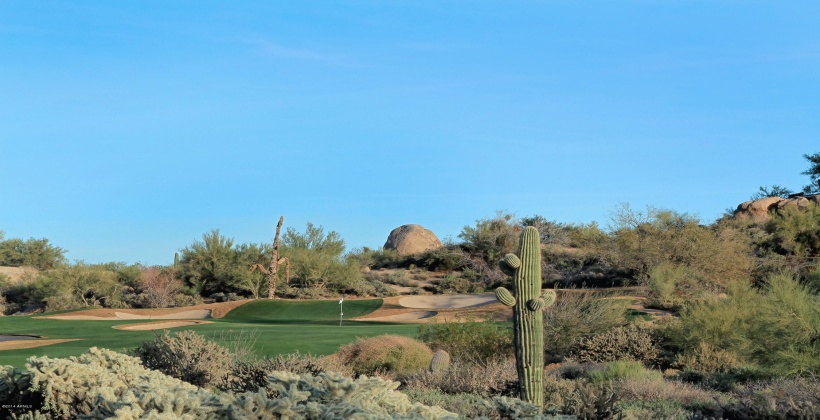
[802,152,820,194]
[178,230,270,297]
[458,211,520,265]
[280,223,359,291]
[0,233,66,270]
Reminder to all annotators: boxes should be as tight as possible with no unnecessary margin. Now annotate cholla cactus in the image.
[1,347,457,419]
[495,226,557,408]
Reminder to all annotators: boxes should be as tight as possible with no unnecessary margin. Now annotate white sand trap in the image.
[48,315,109,320]
[398,293,496,309]
[361,311,437,322]
[0,338,80,351]
[48,309,212,320]
[113,310,211,320]
[113,320,212,331]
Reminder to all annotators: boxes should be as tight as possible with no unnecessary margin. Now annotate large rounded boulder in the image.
[734,196,784,222]
[384,224,443,256]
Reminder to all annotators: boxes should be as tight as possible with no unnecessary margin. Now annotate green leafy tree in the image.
[802,152,820,194]
[178,230,274,297]
[520,215,570,245]
[458,211,520,264]
[763,202,820,259]
[673,272,820,376]
[608,203,752,294]
[0,236,65,270]
[752,185,793,199]
[281,223,360,291]
[179,229,236,295]
[29,264,123,310]
[234,242,272,299]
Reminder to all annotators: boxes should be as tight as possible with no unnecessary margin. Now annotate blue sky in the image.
[1,1,818,266]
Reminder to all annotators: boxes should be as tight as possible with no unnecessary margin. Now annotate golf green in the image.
[0,299,419,367]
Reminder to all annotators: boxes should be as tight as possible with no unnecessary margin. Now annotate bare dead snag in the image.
[250,216,291,299]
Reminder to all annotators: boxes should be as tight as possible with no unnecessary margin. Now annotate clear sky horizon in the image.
[2,2,818,266]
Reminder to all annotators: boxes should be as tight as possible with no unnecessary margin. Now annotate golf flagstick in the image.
[339,296,344,326]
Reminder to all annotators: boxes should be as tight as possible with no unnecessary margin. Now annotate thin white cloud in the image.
[237,37,356,67]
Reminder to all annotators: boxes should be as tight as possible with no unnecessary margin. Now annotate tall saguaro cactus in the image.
[495,226,557,408]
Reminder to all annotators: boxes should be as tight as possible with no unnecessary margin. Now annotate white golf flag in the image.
[339,297,343,304]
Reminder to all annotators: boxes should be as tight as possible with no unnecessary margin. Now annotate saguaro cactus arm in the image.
[495,225,558,409]
[495,287,516,307]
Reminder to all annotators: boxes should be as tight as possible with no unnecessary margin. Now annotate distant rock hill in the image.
[384,224,443,256]
[734,194,820,222]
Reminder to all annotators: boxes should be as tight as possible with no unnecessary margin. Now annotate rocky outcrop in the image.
[734,194,820,222]
[384,224,443,256]
[734,197,784,222]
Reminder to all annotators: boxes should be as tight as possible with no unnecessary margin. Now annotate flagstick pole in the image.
[339,296,343,327]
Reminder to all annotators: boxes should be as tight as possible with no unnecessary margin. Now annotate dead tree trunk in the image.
[268,216,290,299]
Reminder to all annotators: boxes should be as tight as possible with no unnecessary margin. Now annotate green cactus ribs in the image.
[494,226,557,408]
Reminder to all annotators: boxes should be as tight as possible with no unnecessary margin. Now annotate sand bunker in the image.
[398,293,496,309]
[51,309,211,320]
[113,320,212,331]
[0,338,79,351]
[42,300,251,321]
[359,311,437,322]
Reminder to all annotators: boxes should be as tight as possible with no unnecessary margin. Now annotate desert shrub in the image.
[173,291,204,307]
[542,374,580,411]
[618,400,693,420]
[715,377,820,419]
[132,330,233,387]
[7,347,208,418]
[221,351,354,395]
[646,262,692,309]
[383,270,413,286]
[570,323,660,365]
[458,211,520,265]
[402,389,496,419]
[347,246,403,269]
[763,201,820,258]
[403,357,518,396]
[585,361,664,385]
[335,334,432,376]
[804,264,820,293]
[139,266,182,308]
[564,381,622,420]
[542,291,629,361]
[403,389,551,420]
[417,318,513,363]
[672,272,820,376]
[1,347,456,419]
[616,376,715,408]
[542,238,627,289]
[608,204,752,292]
[338,278,397,297]
[30,264,124,310]
[675,342,743,374]
[401,246,470,273]
[432,273,484,294]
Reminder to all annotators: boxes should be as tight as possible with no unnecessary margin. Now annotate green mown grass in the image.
[0,299,418,367]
